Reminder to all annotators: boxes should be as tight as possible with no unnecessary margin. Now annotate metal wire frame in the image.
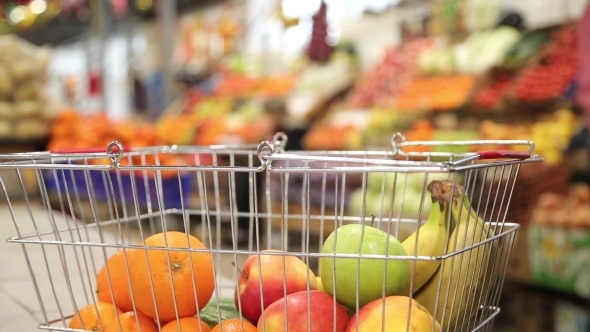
[1,132,542,332]
[1,135,287,331]
[252,133,540,332]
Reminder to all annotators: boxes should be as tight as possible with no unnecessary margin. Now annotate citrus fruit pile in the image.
[69,231,238,332]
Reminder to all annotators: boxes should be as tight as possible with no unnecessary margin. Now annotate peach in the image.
[346,296,440,332]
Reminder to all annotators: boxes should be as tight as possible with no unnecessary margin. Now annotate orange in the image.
[69,302,122,331]
[161,317,211,332]
[104,311,158,332]
[211,319,256,332]
[96,250,135,313]
[127,231,215,322]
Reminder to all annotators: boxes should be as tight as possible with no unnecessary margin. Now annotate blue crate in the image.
[43,168,193,210]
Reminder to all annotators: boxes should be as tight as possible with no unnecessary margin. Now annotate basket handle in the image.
[50,146,127,154]
[476,150,532,160]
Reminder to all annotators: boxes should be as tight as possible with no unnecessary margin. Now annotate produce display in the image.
[455,26,521,75]
[212,73,297,99]
[470,26,577,110]
[175,5,244,75]
[472,71,514,110]
[191,99,275,146]
[48,110,180,152]
[395,74,475,111]
[49,95,274,153]
[501,29,552,70]
[292,56,354,96]
[478,108,579,164]
[346,39,432,108]
[530,183,590,228]
[511,25,579,103]
[363,108,421,148]
[527,183,590,299]
[418,26,522,77]
[308,20,584,157]
[175,50,356,146]
[0,35,56,140]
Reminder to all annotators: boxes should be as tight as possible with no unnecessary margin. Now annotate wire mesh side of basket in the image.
[0,132,539,332]
[0,138,291,331]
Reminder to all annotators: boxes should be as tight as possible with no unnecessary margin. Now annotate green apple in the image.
[319,224,410,310]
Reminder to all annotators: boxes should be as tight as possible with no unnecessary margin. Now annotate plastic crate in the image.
[43,168,193,210]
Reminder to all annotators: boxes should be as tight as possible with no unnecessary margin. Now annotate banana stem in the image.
[427,180,487,228]
[427,180,461,207]
[429,179,485,228]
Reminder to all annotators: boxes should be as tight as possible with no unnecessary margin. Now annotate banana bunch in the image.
[403,180,496,331]
[402,181,454,293]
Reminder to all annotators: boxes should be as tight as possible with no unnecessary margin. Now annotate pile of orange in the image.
[395,75,475,112]
[47,108,192,177]
[70,231,216,331]
[47,108,195,151]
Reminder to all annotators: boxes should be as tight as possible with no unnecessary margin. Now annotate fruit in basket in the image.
[319,223,410,310]
[414,181,493,331]
[104,311,159,332]
[69,302,123,331]
[234,250,318,324]
[257,290,349,332]
[211,318,256,332]
[316,277,324,292]
[162,317,211,332]
[345,296,440,332]
[199,297,243,328]
[402,181,454,294]
[96,250,135,313]
[127,231,215,322]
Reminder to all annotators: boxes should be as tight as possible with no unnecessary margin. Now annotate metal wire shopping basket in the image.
[1,132,542,332]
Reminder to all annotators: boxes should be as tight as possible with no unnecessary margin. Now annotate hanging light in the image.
[47,0,62,16]
[9,5,26,23]
[29,0,47,15]
[136,0,152,11]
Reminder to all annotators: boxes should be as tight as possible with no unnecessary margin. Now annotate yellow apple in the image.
[346,296,440,332]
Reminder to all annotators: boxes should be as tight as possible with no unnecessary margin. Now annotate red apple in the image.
[235,250,318,324]
[257,290,349,332]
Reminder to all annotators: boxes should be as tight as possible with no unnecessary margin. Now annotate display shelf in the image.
[506,234,590,302]
[498,279,590,332]
[0,136,50,153]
